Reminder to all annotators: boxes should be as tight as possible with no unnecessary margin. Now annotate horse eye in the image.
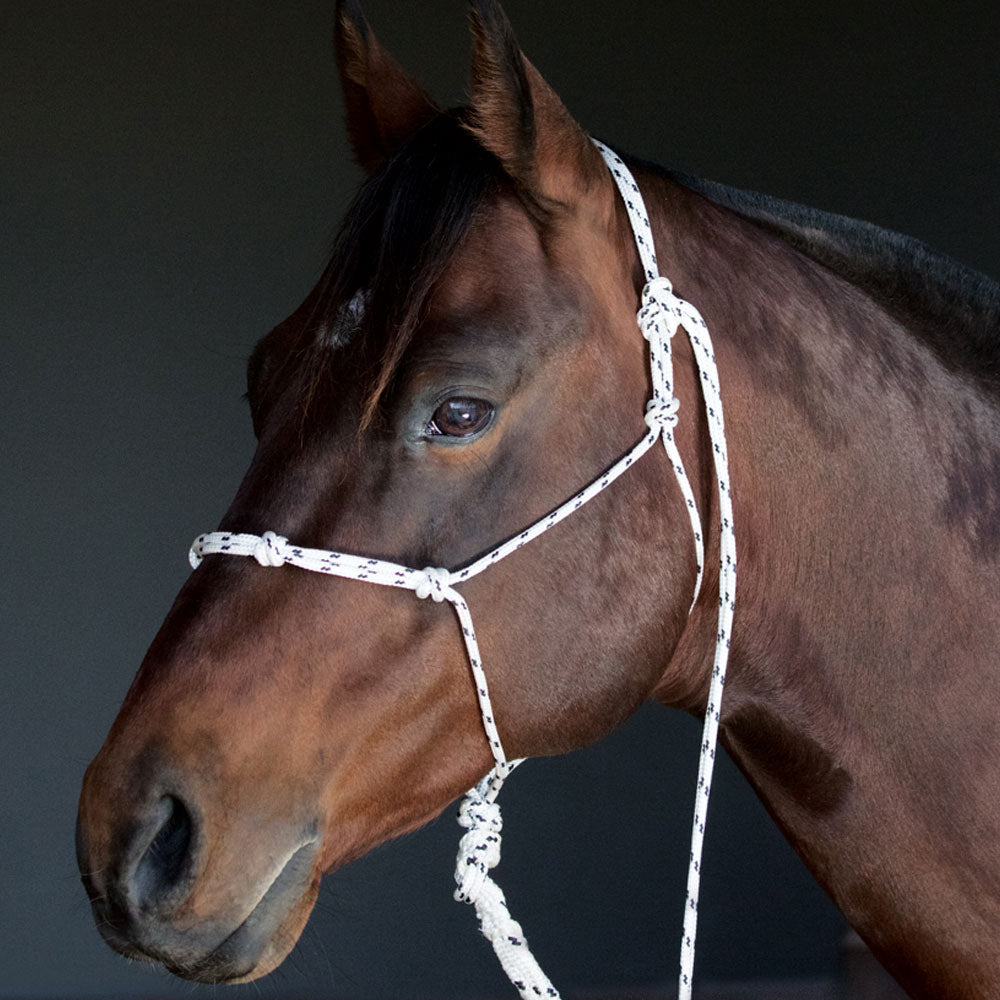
[425,397,494,438]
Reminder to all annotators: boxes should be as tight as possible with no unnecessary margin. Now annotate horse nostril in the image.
[132,795,195,912]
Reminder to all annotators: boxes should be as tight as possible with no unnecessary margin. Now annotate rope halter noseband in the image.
[188,140,736,1000]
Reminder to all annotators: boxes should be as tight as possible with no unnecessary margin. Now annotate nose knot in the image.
[415,566,451,602]
[253,531,288,567]
[645,396,681,432]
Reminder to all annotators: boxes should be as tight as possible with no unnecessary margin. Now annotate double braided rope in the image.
[187,140,735,1000]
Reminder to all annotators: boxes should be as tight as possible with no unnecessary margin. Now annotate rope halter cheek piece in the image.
[188,140,736,1000]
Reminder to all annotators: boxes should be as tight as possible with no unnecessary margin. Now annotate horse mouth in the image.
[98,840,320,985]
[182,840,321,984]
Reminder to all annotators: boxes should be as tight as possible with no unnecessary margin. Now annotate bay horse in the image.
[76,1,1000,997]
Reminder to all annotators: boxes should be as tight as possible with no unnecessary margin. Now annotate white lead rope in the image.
[188,141,735,1000]
[595,141,737,998]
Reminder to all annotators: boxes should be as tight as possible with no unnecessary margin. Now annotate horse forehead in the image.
[427,197,552,319]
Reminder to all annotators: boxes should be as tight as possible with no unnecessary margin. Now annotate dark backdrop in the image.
[3,2,997,998]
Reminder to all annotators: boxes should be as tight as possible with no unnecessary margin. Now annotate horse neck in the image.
[639,168,1000,998]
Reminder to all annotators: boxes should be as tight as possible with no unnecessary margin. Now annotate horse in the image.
[76,1,1000,997]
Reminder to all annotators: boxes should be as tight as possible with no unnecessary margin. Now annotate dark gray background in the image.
[3,1,997,997]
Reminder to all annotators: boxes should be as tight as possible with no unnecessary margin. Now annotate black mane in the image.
[662,167,1000,393]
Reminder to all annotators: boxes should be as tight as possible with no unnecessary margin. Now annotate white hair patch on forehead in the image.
[318,289,369,349]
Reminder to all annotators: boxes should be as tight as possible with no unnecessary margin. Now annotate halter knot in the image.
[253,531,288,567]
[454,787,503,905]
[644,396,680,432]
[638,276,681,343]
[415,566,451,602]
[188,535,206,569]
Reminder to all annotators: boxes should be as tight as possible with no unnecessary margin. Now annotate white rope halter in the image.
[188,140,736,1000]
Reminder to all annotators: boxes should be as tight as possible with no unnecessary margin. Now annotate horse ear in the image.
[334,0,439,174]
[466,0,607,206]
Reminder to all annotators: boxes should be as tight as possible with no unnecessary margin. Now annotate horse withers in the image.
[76,2,1000,997]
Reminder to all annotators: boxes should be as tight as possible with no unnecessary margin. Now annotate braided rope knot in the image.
[253,531,288,567]
[415,566,451,602]
[638,276,681,342]
[645,395,680,431]
[453,783,559,999]
[454,788,503,905]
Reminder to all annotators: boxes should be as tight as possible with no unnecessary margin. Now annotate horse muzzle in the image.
[77,763,321,983]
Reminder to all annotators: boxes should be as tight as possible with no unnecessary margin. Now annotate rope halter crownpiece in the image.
[187,139,736,1000]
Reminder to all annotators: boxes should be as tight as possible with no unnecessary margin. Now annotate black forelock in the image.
[309,111,517,424]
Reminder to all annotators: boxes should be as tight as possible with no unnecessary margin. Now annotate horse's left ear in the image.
[335,0,439,174]
[466,0,608,207]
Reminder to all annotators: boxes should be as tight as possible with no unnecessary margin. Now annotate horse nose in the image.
[91,792,201,935]
[80,756,324,981]
[130,795,197,912]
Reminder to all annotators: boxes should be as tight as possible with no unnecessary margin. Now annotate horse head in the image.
[76,1,706,983]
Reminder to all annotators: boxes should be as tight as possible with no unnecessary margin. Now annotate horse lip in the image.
[168,838,320,984]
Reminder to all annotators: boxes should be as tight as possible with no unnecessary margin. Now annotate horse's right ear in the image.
[465,0,608,209]
[334,0,439,173]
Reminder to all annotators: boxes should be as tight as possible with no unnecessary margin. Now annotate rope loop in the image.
[253,531,287,567]
[415,566,451,602]
[644,396,680,432]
